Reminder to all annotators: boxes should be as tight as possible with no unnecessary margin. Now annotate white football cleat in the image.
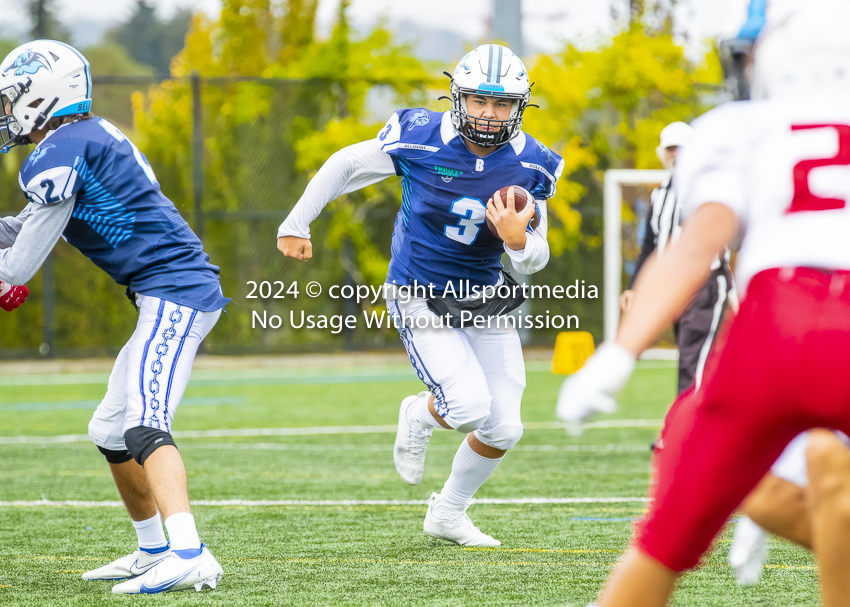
[82,547,170,580]
[729,516,769,585]
[423,492,501,547]
[111,544,222,594]
[394,393,433,485]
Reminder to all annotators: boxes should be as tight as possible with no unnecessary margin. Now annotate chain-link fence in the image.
[0,75,607,359]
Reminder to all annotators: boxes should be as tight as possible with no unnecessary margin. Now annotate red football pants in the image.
[636,267,850,572]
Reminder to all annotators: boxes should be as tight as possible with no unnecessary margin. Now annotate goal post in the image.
[603,169,671,343]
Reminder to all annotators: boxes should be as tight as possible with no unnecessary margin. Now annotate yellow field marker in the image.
[552,331,596,375]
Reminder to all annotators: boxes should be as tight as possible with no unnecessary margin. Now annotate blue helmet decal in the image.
[737,0,768,42]
[476,82,505,93]
[4,50,51,76]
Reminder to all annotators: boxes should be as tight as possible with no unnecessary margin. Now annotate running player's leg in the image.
[729,432,813,585]
[742,433,812,547]
[111,295,222,594]
[806,429,850,607]
[599,398,796,607]
[389,295,493,483]
[599,273,817,606]
[85,342,169,580]
[429,321,526,546]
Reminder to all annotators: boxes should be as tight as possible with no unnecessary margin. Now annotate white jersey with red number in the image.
[677,98,850,294]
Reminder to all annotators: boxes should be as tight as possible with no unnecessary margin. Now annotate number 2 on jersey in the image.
[789,124,850,213]
[445,197,486,245]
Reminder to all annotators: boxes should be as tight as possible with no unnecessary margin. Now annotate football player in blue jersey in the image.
[0,40,227,593]
[278,44,564,546]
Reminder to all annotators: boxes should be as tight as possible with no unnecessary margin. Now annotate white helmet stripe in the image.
[53,40,91,98]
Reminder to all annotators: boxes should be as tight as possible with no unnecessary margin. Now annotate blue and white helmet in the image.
[751,0,850,100]
[449,44,531,148]
[0,40,92,152]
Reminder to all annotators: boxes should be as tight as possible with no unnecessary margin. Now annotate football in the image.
[486,185,539,239]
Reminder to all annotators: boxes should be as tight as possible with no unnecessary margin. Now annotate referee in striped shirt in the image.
[620,121,735,395]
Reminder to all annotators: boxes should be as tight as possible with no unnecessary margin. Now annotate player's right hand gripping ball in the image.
[0,282,29,311]
[486,185,539,238]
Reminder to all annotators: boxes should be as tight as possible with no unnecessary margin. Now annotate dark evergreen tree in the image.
[109,0,191,74]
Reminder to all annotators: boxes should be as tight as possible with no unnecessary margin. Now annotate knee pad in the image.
[96,445,133,465]
[446,389,492,433]
[475,423,524,451]
[455,414,490,434]
[124,426,177,466]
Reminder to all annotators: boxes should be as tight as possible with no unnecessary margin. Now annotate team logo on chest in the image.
[434,165,463,183]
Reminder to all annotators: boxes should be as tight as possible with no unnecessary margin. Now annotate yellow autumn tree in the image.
[524,24,721,255]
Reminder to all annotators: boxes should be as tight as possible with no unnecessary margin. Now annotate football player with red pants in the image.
[556,2,850,606]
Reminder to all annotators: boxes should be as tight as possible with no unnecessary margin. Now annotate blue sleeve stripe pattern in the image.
[72,157,135,247]
[397,156,413,227]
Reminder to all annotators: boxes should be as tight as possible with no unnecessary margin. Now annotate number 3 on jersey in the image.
[789,124,850,213]
[445,197,486,245]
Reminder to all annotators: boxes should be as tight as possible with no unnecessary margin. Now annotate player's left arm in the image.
[556,105,751,428]
[0,195,75,286]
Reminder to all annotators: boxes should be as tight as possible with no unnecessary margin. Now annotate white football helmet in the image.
[448,44,531,148]
[750,0,850,99]
[0,40,92,153]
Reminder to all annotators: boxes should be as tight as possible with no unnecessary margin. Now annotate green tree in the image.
[521,23,720,339]
[108,1,192,74]
[131,0,433,351]
[24,0,71,41]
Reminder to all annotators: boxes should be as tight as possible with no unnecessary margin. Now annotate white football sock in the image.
[411,394,443,430]
[132,512,168,551]
[164,512,201,551]
[440,437,504,508]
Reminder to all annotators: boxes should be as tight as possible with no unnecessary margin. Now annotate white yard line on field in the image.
[0,497,650,507]
[0,419,662,445]
[185,442,650,453]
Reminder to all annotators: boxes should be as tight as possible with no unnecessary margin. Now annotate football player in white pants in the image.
[730,430,850,584]
[278,44,564,546]
[0,41,227,593]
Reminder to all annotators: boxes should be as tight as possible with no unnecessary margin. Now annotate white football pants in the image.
[387,294,526,451]
[88,294,220,451]
[771,430,850,487]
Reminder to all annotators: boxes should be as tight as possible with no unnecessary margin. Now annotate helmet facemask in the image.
[0,40,93,153]
[0,80,32,152]
[450,82,529,148]
[719,37,754,101]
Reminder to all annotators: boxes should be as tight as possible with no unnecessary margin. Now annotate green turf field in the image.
[0,359,818,606]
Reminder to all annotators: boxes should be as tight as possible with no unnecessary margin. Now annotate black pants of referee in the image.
[673,266,734,395]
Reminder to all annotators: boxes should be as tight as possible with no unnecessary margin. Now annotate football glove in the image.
[0,281,29,311]
[556,342,636,435]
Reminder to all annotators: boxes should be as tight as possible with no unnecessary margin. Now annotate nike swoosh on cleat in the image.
[129,556,168,576]
[139,567,197,594]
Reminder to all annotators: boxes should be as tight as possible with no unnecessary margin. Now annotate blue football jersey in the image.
[17,117,228,312]
[378,108,564,291]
